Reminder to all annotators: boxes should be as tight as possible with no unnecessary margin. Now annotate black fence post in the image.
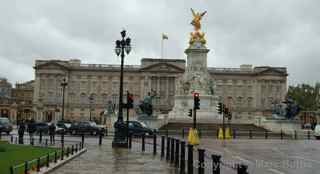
[212,154,221,174]
[142,134,145,152]
[187,144,193,174]
[128,134,132,149]
[198,149,205,174]
[171,138,175,163]
[54,151,57,163]
[24,161,28,174]
[10,166,14,174]
[71,145,74,155]
[66,147,69,158]
[249,130,252,139]
[153,133,157,155]
[75,144,78,152]
[99,132,102,146]
[81,134,85,148]
[180,141,186,174]
[37,157,40,172]
[175,139,180,167]
[237,164,248,174]
[46,153,50,167]
[61,148,64,160]
[161,136,165,158]
[265,131,268,139]
[45,139,48,147]
[233,129,236,139]
[166,137,170,161]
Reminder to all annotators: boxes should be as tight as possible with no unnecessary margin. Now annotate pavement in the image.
[49,137,178,174]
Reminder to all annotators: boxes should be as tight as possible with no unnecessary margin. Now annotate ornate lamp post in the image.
[89,94,94,121]
[60,78,68,122]
[112,30,131,148]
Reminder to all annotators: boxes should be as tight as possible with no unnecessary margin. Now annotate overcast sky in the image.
[0,0,319,86]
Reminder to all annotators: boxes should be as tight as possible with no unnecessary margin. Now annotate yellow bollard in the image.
[218,127,224,139]
[188,128,194,144]
[192,129,200,145]
[225,127,232,139]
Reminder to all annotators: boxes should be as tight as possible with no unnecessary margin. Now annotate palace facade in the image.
[32,58,287,123]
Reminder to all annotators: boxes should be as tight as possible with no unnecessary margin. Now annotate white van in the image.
[314,124,320,140]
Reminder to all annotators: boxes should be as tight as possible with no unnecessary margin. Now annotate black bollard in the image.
[233,129,236,139]
[161,136,165,158]
[198,149,205,174]
[180,141,186,174]
[182,128,185,139]
[187,144,193,174]
[249,130,252,139]
[81,134,85,148]
[153,133,157,155]
[237,164,248,174]
[171,138,175,163]
[175,139,180,167]
[61,148,64,160]
[265,131,268,139]
[128,134,132,149]
[142,134,145,152]
[212,154,221,174]
[37,158,40,172]
[39,130,42,144]
[24,161,28,174]
[99,132,102,146]
[166,137,170,161]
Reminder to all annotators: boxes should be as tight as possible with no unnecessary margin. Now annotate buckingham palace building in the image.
[33,58,287,123]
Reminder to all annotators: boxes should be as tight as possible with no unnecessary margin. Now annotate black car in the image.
[69,121,104,135]
[0,117,13,135]
[126,121,154,136]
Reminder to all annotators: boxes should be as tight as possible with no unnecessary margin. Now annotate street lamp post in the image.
[112,30,131,148]
[60,78,68,122]
[89,95,94,121]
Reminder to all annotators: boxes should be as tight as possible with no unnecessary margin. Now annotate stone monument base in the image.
[168,95,222,123]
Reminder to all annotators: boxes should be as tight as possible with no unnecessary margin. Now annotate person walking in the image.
[18,120,25,144]
[49,122,56,144]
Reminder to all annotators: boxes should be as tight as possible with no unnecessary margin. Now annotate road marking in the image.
[291,156,320,164]
[268,168,286,174]
[232,156,254,164]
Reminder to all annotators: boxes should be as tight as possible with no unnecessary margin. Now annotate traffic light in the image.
[127,92,134,109]
[188,109,192,117]
[217,102,224,114]
[194,93,200,110]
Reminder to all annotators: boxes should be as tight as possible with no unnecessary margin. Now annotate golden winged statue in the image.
[189,8,207,47]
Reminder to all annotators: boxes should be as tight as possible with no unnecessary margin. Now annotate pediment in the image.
[34,62,69,70]
[140,63,184,73]
[256,68,287,76]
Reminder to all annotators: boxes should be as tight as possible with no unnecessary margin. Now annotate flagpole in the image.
[161,37,164,59]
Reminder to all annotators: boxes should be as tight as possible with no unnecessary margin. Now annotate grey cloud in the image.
[0,0,319,86]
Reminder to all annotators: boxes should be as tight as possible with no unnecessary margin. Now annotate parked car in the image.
[57,120,72,133]
[0,117,13,135]
[33,122,49,134]
[69,121,105,135]
[126,121,154,136]
[314,124,320,140]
